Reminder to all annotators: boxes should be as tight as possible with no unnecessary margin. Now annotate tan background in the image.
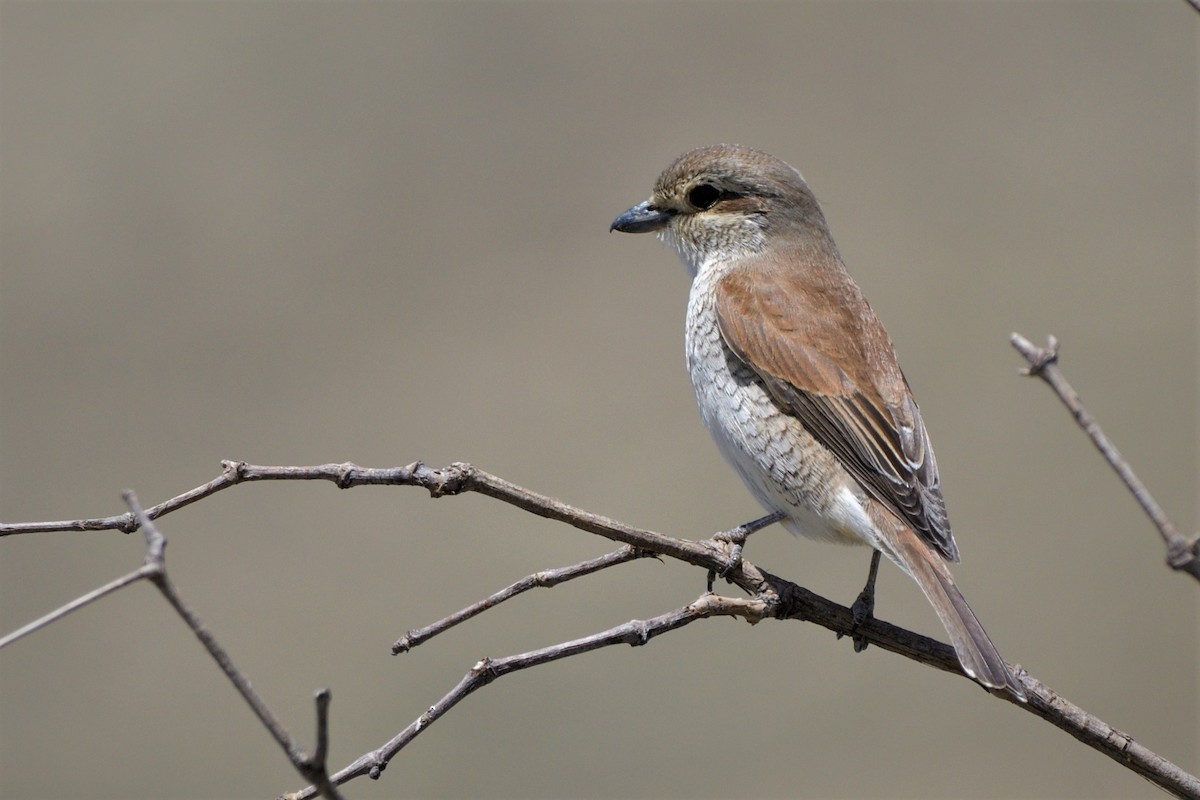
[1,2,1196,798]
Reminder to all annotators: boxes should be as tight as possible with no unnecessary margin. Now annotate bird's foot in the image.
[847,586,875,653]
[837,549,882,653]
[709,528,747,587]
[707,512,784,590]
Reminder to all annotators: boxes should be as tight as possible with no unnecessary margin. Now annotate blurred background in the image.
[1,2,1195,798]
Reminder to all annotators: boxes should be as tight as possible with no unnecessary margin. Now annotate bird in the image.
[610,144,1025,700]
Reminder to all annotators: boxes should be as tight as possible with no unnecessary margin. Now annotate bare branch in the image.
[6,463,1198,797]
[1,492,341,799]
[285,593,769,799]
[393,544,653,654]
[0,566,153,651]
[2,462,724,573]
[2,468,243,535]
[295,572,1200,799]
[125,492,297,755]
[1019,674,1200,799]
[293,689,344,800]
[1011,333,1200,580]
[124,492,345,800]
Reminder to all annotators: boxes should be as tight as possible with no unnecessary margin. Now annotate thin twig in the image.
[0,565,154,650]
[294,689,342,800]
[1011,333,1200,580]
[2,469,243,535]
[393,544,653,654]
[285,593,769,799]
[1,462,717,568]
[1,494,340,798]
[123,492,345,800]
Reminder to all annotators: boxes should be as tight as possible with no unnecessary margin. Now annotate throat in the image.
[661,227,766,281]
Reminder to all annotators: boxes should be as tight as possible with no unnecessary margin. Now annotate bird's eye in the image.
[687,183,721,210]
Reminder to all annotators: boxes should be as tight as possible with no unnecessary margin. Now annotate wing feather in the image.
[715,262,958,561]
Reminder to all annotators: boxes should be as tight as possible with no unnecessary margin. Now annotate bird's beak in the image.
[610,200,673,234]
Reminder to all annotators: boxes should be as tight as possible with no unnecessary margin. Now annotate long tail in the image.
[882,521,1026,702]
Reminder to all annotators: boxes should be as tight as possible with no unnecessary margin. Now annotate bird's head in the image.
[610,144,829,277]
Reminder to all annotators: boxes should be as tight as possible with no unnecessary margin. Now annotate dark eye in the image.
[687,183,721,210]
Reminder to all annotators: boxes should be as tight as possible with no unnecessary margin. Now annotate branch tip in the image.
[1166,535,1200,578]
[1011,332,1059,376]
[301,688,334,786]
[1012,333,1193,586]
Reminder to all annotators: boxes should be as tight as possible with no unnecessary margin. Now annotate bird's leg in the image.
[843,549,881,653]
[708,511,784,590]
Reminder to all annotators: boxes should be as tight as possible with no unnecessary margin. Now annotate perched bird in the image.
[611,144,1024,700]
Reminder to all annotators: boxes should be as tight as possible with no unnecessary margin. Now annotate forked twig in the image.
[1,491,346,799]
[124,492,346,800]
[1011,333,1200,580]
[286,593,769,798]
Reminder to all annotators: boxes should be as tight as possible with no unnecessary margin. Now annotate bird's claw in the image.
[848,588,875,652]
[707,531,745,591]
[838,549,881,653]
